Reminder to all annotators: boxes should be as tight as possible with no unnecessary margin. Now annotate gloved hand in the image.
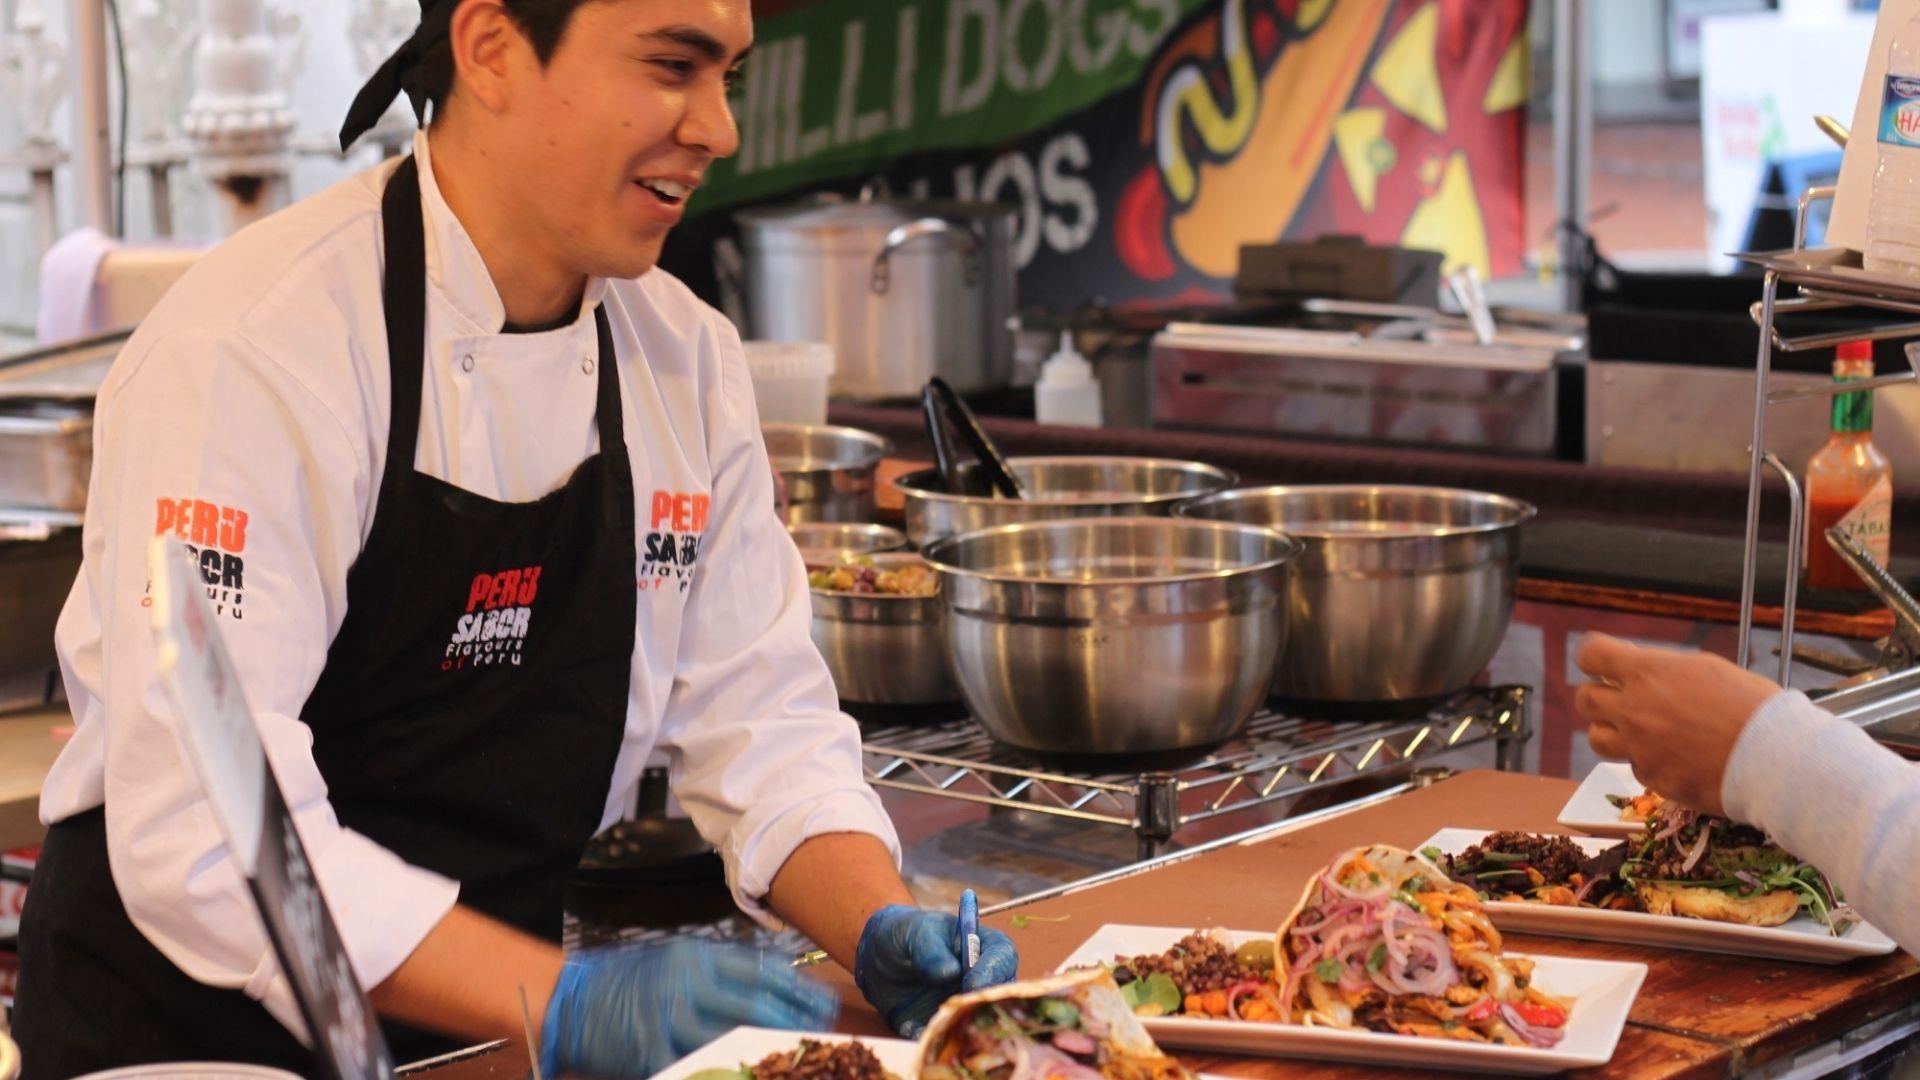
[539,938,840,1079]
[853,904,1019,1038]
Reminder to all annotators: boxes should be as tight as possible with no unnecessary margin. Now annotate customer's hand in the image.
[540,938,839,1079]
[1573,633,1782,815]
[854,905,1019,1038]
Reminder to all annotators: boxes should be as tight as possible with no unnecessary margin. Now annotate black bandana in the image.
[338,0,457,151]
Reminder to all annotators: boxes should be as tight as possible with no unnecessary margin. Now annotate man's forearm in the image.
[764,832,915,969]
[369,904,565,1053]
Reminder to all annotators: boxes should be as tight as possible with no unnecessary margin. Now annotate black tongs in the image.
[920,377,1025,499]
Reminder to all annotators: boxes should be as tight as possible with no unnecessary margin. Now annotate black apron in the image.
[14,156,638,1077]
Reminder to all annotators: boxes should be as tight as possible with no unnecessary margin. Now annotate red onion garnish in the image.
[1498,1004,1566,1048]
[1679,828,1712,874]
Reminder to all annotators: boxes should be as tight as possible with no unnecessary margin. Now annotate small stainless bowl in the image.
[787,521,907,565]
[1178,485,1534,704]
[764,422,892,525]
[808,552,957,705]
[893,455,1237,547]
[923,516,1298,757]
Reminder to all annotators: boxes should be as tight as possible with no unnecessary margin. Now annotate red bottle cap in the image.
[1837,340,1873,362]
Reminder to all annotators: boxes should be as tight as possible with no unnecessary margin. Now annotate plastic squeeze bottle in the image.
[1805,341,1893,591]
[1867,10,1920,276]
[1034,330,1103,427]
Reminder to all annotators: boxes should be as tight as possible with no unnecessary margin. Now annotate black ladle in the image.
[920,376,1025,499]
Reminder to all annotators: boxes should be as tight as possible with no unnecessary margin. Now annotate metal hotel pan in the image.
[1179,485,1533,706]
[0,403,91,512]
[893,456,1236,548]
[763,422,892,524]
[0,330,124,514]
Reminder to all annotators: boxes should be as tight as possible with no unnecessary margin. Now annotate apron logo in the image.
[640,490,708,594]
[441,564,542,670]
[143,497,249,620]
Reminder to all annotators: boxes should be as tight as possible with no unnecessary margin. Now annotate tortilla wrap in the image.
[919,969,1187,1079]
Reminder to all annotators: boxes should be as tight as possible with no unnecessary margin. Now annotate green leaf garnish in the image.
[1120,972,1182,1015]
[1035,997,1080,1029]
[1315,959,1343,984]
[1010,913,1071,930]
[1366,943,1387,972]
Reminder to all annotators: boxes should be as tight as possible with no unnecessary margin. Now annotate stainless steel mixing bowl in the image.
[893,456,1237,547]
[1177,485,1534,704]
[808,552,957,704]
[923,517,1299,756]
[763,423,892,524]
[787,521,907,565]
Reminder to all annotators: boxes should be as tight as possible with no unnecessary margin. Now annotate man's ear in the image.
[446,0,526,115]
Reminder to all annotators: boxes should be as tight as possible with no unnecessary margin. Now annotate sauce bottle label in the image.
[1836,473,1895,566]
[1882,76,1920,146]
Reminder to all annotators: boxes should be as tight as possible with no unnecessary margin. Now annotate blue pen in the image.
[958,888,981,978]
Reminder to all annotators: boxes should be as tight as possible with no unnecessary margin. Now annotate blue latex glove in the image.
[853,904,1019,1038]
[539,938,840,1079]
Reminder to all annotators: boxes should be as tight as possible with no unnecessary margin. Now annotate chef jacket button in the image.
[461,354,475,373]
[582,356,595,375]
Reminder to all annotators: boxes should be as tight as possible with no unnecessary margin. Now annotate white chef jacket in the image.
[39,131,899,1035]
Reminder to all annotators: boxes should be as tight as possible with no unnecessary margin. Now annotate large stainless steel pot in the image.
[894,456,1237,548]
[763,423,891,524]
[1178,485,1534,704]
[808,552,957,705]
[786,521,906,565]
[924,517,1299,757]
[737,195,1016,401]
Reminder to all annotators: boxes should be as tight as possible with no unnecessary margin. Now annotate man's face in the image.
[496,0,748,280]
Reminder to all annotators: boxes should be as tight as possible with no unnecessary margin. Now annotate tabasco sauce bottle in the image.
[1805,340,1893,590]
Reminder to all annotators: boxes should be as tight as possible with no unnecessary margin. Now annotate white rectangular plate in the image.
[1418,828,1897,963]
[654,1027,919,1080]
[1055,924,1644,1076]
[1555,762,1648,838]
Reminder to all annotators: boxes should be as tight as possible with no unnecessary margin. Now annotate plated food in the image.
[661,1030,918,1080]
[808,555,939,596]
[1419,827,1896,963]
[1276,845,1570,1047]
[1431,830,1628,910]
[1434,808,1851,933]
[1098,847,1573,1048]
[1608,791,1661,824]
[1623,804,1849,930]
[920,969,1195,1080]
[1111,930,1275,1021]
[687,1039,901,1080]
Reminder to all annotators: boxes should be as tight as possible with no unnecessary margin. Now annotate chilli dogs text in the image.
[444,566,542,669]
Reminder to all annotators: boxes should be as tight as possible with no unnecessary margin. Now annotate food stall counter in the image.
[827,769,1919,1079]
[407,769,1918,1078]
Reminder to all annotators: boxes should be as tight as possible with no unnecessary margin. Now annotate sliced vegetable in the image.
[1507,1001,1568,1028]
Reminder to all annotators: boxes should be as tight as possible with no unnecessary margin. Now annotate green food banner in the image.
[664,0,1529,310]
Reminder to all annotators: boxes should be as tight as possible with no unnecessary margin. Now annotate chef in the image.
[11,1,1016,1076]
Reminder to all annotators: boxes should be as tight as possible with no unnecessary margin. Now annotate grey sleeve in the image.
[1721,689,1920,956]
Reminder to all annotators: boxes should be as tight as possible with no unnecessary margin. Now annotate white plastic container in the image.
[742,340,834,424]
[71,1065,301,1079]
[1033,331,1103,427]
[1867,13,1920,277]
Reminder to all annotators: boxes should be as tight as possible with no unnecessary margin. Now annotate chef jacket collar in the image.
[411,129,610,339]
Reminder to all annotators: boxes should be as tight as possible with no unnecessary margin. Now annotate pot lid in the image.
[736,193,1014,230]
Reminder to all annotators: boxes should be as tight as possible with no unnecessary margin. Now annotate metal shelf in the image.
[1734,218,1920,678]
[860,685,1530,859]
